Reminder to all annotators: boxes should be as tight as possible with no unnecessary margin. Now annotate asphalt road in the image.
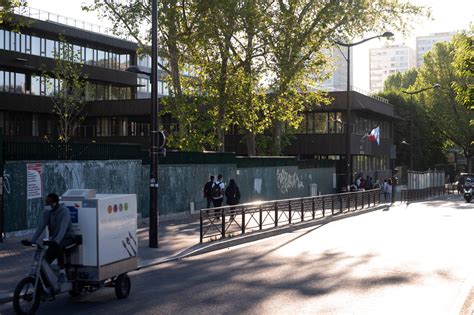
[2,197,473,315]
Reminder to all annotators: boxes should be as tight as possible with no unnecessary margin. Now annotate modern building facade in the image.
[369,44,415,92]
[0,8,171,147]
[225,90,397,188]
[416,32,456,67]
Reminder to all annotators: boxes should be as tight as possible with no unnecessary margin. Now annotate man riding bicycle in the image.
[22,193,74,283]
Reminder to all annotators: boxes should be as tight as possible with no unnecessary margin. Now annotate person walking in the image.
[386,179,393,202]
[383,179,388,201]
[225,179,241,220]
[211,174,225,219]
[203,175,215,208]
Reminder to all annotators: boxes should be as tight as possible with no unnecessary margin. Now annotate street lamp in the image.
[126,0,159,248]
[335,31,394,191]
[402,83,440,170]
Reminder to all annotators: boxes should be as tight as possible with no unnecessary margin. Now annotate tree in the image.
[0,0,26,28]
[384,68,418,91]
[451,27,473,115]
[416,38,474,172]
[43,37,87,145]
[84,0,426,155]
[379,91,447,170]
[263,0,425,155]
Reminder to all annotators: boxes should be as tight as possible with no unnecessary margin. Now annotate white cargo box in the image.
[61,189,138,281]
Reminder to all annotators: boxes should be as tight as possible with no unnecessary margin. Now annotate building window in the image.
[15,73,25,93]
[45,39,55,58]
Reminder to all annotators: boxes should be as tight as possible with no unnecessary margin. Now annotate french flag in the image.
[368,126,380,145]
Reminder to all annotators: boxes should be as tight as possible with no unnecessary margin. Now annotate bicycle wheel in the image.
[13,276,42,315]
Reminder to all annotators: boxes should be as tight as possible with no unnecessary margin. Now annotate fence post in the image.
[242,207,246,235]
[259,205,263,230]
[339,195,343,214]
[312,198,316,219]
[200,211,203,243]
[331,195,334,215]
[275,202,278,227]
[322,197,325,218]
[289,201,292,224]
[221,208,225,239]
[355,193,358,210]
[301,199,304,222]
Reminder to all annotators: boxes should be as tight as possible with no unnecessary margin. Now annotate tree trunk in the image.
[165,2,186,146]
[272,120,283,156]
[245,130,256,156]
[216,37,231,152]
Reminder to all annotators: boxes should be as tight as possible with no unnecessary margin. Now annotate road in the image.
[2,197,473,315]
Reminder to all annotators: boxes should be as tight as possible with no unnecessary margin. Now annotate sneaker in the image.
[58,272,66,284]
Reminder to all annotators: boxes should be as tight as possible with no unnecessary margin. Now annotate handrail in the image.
[13,7,133,42]
[328,85,389,104]
[200,189,382,243]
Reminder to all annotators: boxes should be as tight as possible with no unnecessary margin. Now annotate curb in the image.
[1,203,389,305]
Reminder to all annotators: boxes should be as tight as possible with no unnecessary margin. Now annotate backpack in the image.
[211,182,222,198]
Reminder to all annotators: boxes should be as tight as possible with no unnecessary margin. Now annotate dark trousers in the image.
[44,237,75,269]
[206,198,213,209]
[212,198,223,218]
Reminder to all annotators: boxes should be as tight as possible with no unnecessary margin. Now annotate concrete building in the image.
[416,32,456,67]
[369,44,415,92]
[321,46,353,91]
[0,7,173,148]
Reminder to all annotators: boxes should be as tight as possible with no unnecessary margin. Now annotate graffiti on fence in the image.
[277,169,304,194]
[3,171,11,195]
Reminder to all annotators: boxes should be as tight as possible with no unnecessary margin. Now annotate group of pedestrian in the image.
[351,175,375,191]
[203,175,241,219]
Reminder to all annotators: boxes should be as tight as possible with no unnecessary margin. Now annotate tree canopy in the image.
[382,31,474,172]
[84,0,426,155]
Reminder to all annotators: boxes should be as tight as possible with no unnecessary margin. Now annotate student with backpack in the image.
[203,175,215,208]
[211,174,225,219]
[225,179,241,220]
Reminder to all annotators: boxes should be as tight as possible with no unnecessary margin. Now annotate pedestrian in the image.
[203,175,215,208]
[386,179,393,202]
[373,179,381,189]
[225,179,241,220]
[211,174,225,219]
[366,176,373,190]
[383,179,388,201]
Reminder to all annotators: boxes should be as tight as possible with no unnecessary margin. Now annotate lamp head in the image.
[433,83,441,89]
[382,31,394,38]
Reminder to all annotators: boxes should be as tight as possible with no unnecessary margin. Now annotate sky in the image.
[27,0,474,91]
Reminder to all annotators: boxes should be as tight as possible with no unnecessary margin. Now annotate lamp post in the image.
[335,31,393,191]
[402,83,440,171]
[126,0,159,248]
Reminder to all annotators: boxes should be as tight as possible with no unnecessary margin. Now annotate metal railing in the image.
[400,186,445,203]
[200,189,381,243]
[328,85,389,103]
[14,7,133,41]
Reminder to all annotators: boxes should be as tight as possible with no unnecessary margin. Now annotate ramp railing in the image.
[200,189,381,243]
